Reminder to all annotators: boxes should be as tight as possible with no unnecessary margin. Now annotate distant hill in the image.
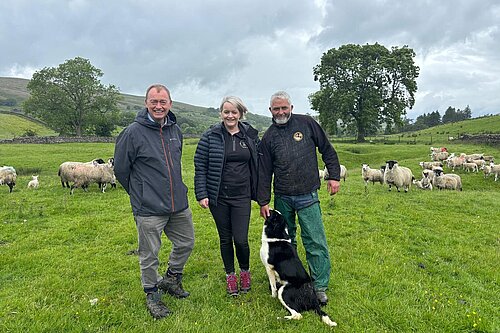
[0,77,272,138]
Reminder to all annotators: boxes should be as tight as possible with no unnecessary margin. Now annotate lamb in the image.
[464,153,483,162]
[481,155,494,163]
[482,165,492,179]
[69,160,115,194]
[0,166,17,193]
[462,162,478,173]
[318,168,326,181]
[422,169,435,185]
[413,177,433,190]
[27,175,39,189]
[470,159,486,169]
[384,160,414,192]
[433,168,462,191]
[361,164,384,187]
[489,162,500,181]
[58,158,105,188]
[322,164,347,182]
[419,161,443,169]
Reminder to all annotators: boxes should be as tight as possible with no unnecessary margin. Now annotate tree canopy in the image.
[310,43,419,141]
[24,57,121,136]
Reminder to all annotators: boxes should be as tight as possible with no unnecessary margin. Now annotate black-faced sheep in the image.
[413,177,433,190]
[69,161,115,194]
[0,166,17,193]
[58,158,106,188]
[384,160,414,192]
[433,168,462,191]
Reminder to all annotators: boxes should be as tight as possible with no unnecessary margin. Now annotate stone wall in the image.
[0,136,116,144]
[458,134,500,146]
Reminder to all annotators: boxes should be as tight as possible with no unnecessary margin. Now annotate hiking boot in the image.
[158,272,190,299]
[226,273,239,296]
[315,291,328,306]
[146,291,171,319]
[239,270,251,293]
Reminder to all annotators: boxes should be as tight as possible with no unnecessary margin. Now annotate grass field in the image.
[1,140,499,332]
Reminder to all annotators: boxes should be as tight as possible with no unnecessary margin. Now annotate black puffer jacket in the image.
[257,113,340,206]
[194,122,259,205]
[114,108,189,216]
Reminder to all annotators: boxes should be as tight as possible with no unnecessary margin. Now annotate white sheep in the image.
[482,155,494,163]
[462,162,478,173]
[0,166,17,193]
[27,175,39,189]
[70,161,115,194]
[431,151,449,162]
[419,161,443,169]
[384,160,414,192]
[318,168,326,181]
[413,177,433,190]
[421,169,436,185]
[58,158,106,188]
[482,165,492,179]
[470,159,486,169]
[433,168,462,191]
[464,153,483,162]
[446,155,465,172]
[361,164,384,187]
[489,162,500,181]
[323,164,347,182]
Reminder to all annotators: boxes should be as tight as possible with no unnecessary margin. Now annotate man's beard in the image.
[274,113,291,125]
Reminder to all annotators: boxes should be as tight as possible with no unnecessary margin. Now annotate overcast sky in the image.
[1,0,499,119]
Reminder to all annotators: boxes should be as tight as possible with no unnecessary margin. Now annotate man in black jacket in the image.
[257,91,340,305]
[114,84,195,319]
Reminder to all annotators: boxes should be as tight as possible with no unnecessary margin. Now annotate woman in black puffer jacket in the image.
[194,96,259,297]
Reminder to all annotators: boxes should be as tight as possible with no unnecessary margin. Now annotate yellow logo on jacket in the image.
[293,132,303,142]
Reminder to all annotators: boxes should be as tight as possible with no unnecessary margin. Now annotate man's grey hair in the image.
[270,91,292,105]
[219,96,248,120]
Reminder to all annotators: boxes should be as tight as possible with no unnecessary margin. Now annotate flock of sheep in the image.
[0,158,116,194]
[319,146,499,193]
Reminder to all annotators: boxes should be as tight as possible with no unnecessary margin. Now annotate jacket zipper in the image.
[159,126,175,211]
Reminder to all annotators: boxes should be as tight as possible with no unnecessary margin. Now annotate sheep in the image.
[462,162,478,173]
[419,161,443,169]
[470,159,486,169]
[481,155,494,163]
[430,147,448,154]
[489,162,500,181]
[0,166,17,193]
[464,153,483,162]
[58,158,106,188]
[322,164,347,182]
[422,169,436,185]
[431,151,449,162]
[413,177,433,190]
[27,175,39,189]
[433,168,462,191]
[446,155,465,172]
[481,165,492,179]
[361,164,384,187]
[69,160,115,194]
[384,160,414,192]
[318,168,326,181]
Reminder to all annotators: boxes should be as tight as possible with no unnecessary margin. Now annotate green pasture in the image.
[0,140,499,332]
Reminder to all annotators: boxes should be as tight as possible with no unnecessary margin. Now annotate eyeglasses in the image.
[148,99,169,106]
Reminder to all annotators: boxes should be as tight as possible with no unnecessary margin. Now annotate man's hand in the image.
[260,204,270,218]
[327,180,340,195]
[198,198,209,208]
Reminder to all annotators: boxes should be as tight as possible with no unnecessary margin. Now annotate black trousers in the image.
[209,197,251,273]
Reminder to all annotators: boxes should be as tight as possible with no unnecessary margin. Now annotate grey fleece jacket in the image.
[114,108,189,216]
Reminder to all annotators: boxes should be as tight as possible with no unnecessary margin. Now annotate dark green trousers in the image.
[274,194,331,291]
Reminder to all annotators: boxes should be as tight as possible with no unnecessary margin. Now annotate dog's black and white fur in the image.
[260,209,337,327]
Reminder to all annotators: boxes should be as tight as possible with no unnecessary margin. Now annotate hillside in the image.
[0,77,272,137]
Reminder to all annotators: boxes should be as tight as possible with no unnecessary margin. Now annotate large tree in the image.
[24,57,120,136]
[310,43,419,142]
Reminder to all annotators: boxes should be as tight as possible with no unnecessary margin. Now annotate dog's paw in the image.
[322,316,338,327]
[284,313,302,320]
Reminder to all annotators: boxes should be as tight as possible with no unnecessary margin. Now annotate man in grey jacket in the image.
[114,84,195,319]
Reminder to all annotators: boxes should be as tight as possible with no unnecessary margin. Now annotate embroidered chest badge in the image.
[293,131,304,142]
[239,141,248,149]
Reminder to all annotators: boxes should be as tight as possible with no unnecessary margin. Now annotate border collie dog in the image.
[260,210,337,327]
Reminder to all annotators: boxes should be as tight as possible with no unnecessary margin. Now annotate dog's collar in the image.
[264,238,291,243]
